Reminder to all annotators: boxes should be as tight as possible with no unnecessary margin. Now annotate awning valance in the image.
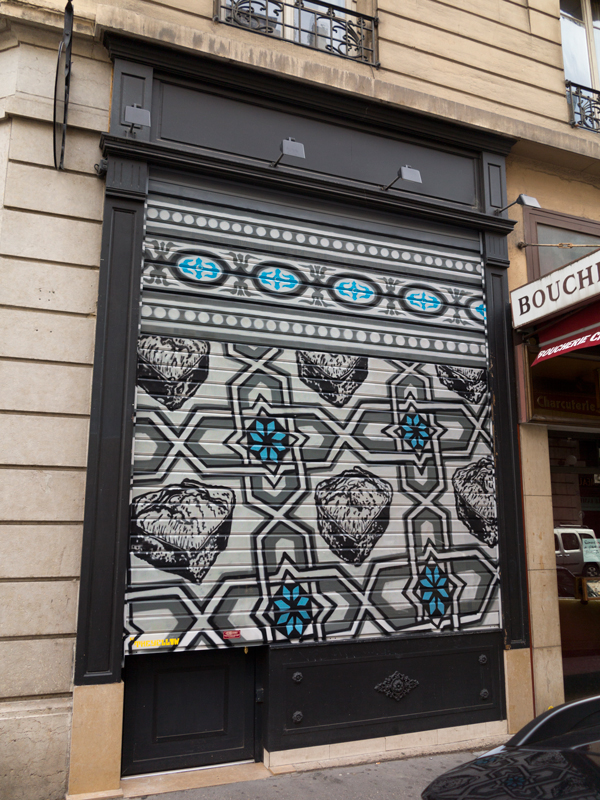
[532,300,600,365]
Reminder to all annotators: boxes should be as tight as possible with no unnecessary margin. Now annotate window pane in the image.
[537,224,600,276]
[591,1,600,81]
[561,0,593,86]
[296,1,355,57]
[562,532,581,551]
[562,0,584,21]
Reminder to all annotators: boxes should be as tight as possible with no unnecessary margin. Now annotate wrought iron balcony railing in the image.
[214,0,378,66]
[566,80,600,132]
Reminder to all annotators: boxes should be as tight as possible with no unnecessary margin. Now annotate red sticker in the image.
[223,630,241,639]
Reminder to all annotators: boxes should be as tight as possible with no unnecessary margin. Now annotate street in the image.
[135,750,483,800]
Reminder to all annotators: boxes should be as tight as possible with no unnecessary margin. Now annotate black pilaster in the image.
[485,260,529,649]
[75,158,147,684]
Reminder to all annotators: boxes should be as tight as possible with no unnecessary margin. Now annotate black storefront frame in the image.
[75,37,529,731]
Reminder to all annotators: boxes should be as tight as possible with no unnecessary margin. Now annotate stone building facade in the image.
[0,1,598,798]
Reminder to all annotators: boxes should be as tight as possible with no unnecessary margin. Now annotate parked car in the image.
[422,695,600,799]
[555,526,600,578]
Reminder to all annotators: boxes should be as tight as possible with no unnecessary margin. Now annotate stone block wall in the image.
[0,18,110,800]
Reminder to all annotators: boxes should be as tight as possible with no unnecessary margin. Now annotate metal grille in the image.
[214,0,378,65]
[566,80,600,131]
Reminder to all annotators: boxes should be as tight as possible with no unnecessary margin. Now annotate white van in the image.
[554,526,600,577]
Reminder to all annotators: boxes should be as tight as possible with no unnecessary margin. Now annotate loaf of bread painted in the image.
[315,467,392,564]
[297,350,368,407]
[130,479,235,583]
[137,334,209,410]
[436,365,487,404]
[452,457,497,546]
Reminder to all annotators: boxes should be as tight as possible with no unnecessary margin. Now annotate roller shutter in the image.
[125,177,500,654]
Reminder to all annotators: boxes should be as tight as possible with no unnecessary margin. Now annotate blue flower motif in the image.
[248,418,288,463]
[406,291,441,312]
[258,267,300,292]
[418,563,452,618]
[473,756,498,767]
[177,256,222,282]
[401,413,430,450]
[334,279,376,303]
[502,773,527,790]
[273,583,312,638]
[474,302,487,320]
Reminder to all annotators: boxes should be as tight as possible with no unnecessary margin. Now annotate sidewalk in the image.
[132,750,484,800]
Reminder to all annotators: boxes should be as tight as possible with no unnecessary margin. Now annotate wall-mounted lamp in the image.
[493,193,540,216]
[381,165,423,191]
[124,104,151,137]
[272,138,306,168]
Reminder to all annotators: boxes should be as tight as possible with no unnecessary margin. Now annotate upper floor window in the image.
[523,205,600,281]
[215,0,378,66]
[561,0,600,128]
[561,0,600,86]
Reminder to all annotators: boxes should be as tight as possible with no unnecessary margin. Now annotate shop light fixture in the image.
[124,104,151,137]
[271,138,306,168]
[494,193,540,215]
[381,165,423,191]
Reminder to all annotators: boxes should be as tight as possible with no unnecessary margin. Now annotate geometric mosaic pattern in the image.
[125,197,500,654]
[422,748,600,799]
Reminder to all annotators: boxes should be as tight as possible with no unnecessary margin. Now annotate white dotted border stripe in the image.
[140,304,486,357]
[146,206,482,274]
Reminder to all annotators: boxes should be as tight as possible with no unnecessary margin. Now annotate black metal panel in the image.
[481,152,507,217]
[484,232,509,266]
[266,632,504,751]
[104,34,515,157]
[121,649,257,775]
[106,157,149,199]
[101,134,515,237]
[485,265,529,649]
[74,188,146,684]
[153,81,477,208]
[110,58,153,142]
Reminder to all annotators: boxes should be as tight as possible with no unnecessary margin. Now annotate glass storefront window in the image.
[537,223,600,275]
[550,431,600,701]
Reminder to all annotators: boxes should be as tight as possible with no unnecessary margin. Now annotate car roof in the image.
[554,526,595,532]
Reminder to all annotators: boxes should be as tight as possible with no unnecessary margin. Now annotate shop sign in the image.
[532,327,600,365]
[511,249,600,328]
[533,391,600,418]
[583,538,600,562]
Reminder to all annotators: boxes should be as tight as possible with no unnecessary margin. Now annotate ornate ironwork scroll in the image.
[216,0,378,65]
[566,80,600,132]
[374,671,419,702]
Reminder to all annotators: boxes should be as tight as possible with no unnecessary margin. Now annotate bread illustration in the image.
[130,479,235,583]
[137,334,209,410]
[315,467,393,564]
[297,350,368,407]
[436,365,487,404]
[452,457,497,546]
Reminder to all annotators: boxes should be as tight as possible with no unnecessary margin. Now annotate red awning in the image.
[532,300,600,365]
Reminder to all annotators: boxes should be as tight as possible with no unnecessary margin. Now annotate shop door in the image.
[123,176,501,771]
[121,647,257,775]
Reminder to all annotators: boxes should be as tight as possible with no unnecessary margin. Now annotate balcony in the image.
[566,80,600,132]
[214,0,378,66]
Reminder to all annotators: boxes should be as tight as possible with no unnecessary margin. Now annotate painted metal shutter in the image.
[125,179,500,654]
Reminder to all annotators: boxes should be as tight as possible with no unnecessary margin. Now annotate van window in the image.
[562,533,581,551]
[555,534,561,551]
[582,533,594,541]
